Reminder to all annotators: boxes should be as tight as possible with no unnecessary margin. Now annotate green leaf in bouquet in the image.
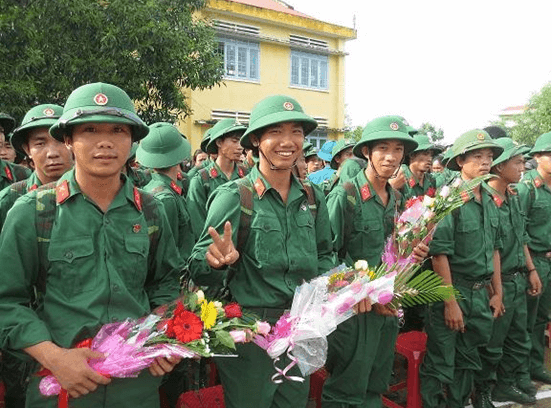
[395,269,460,307]
[215,330,236,350]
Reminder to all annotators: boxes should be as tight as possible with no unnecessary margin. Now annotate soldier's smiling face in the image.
[66,122,132,179]
[253,121,304,170]
[363,140,404,178]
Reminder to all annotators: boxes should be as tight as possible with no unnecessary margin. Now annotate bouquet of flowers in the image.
[39,290,268,405]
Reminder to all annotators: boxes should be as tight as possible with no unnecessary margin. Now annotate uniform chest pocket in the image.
[530,201,550,221]
[294,210,316,257]
[250,216,282,264]
[48,236,95,299]
[455,219,480,255]
[352,219,383,263]
[123,235,150,289]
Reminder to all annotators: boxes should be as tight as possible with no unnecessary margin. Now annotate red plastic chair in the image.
[383,331,427,408]
[309,368,329,408]
[177,385,225,408]
[0,381,5,408]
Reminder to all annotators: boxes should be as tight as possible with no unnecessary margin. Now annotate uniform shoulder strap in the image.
[139,190,161,283]
[9,179,28,196]
[300,179,318,220]
[35,182,58,296]
[235,177,254,252]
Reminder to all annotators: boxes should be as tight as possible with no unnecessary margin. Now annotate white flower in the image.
[451,178,462,188]
[423,195,436,208]
[439,185,450,198]
[423,210,435,220]
[354,260,369,271]
[196,290,205,304]
[213,301,223,309]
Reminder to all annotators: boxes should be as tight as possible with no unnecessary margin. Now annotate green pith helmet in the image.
[11,104,64,155]
[441,147,453,165]
[405,134,444,165]
[241,95,318,150]
[200,128,213,153]
[303,141,313,153]
[353,115,418,159]
[305,146,319,160]
[446,129,503,171]
[517,144,531,156]
[528,131,551,156]
[136,122,191,168]
[49,82,149,142]
[128,142,139,161]
[0,113,16,135]
[330,138,356,170]
[492,137,526,167]
[205,118,247,155]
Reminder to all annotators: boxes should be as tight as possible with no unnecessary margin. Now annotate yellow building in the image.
[180,0,356,150]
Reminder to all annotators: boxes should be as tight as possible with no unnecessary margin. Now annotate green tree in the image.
[496,82,551,145]
[417,122,445,143]
[344,125,363,142]
[0,0,223,124]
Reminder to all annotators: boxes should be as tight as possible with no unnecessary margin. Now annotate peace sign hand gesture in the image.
[206,221,240,268]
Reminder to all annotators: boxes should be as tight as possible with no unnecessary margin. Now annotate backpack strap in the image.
[139,190,161,283]
[300,179,318,220]
[9,179,29,197]
[340,182,357,260]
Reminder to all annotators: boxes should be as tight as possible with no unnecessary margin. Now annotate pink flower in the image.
[349,282,363,294]
[256,321,271,336]
[229,330,247,343]
[378,291,394,305]
[333,280,349,289]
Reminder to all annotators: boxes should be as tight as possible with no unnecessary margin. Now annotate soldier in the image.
[187,129,213,180]
[0,104,74,230]
[308,140,336,185]
[322,138,356,194]
[475,137,542,406]
[305,145,324,174]
[434,147,459,188]
[516,131,551,387]
[323,116,428,408]
[123,142,152,188]
[137,122,193,263]
[0,113,31,190]
[187,119,248,240]
[419,129,504,408]
[0,83,183,408]
[432,154,445,173]
[188,95,334,408]
[390,133,441,199]
[0,131,17,163]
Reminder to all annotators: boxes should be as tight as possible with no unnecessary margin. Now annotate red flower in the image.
[168,310,203,343]
[426,187,436,197]
[405,196,423,209]
[224,303,243,318]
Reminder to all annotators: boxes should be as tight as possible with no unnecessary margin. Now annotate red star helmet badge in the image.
[476,133,485,141]
[29,184,38,192]
[133,187,142,211]
[94,93,108,106]
[4,165,13,181]
[56,180,70,204]
[360,184,372,201]
[254,178,266,197]
[390,122,399,131]
[283,101,294,111]
[43,108,55,117]
[210,167,219,178]
[133,224,142,233]
[170,181,182,195]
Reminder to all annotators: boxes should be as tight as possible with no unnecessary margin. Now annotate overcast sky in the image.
[292,0,551,143]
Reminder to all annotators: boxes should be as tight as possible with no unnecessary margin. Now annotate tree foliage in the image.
[0,0,224,124]
[344,125,363,142]
[491,82,551,145]
[417,122,445,143]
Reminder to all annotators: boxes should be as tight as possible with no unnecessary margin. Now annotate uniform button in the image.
[105,219,111,225]
[64,251,73,259]
[290,260,296,266]
[112,284,120,292]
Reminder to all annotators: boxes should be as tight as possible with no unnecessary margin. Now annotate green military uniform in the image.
[398,163,436,199]
[516,132,551,384]
[0,170,182,408]
[474,139,534,403]
[0,159,31,191]
[189,95,334,408]
[420,129,503,408]
[322,116,418,408]
[0,171,42,230]
[435,148,459,188]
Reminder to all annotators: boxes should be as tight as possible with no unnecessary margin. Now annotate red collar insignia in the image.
[360,184,372,201]
[170,180,182,195]
[254,178,266,197]
[408,177,416,188]
[133,187,142,211]
[534,176,543,188]
[4,165,13,181]
[492,194,503,207]
[238,166,245,178]
[56,180,70,204]
[210,167,219,178]
[29,184,38,192]
[176,171,183,180]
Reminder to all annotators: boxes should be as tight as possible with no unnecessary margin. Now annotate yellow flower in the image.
[368,270,376,280]
[328,272,345,286]
[201,301,217,329]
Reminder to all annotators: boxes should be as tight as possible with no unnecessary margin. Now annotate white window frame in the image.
[306,131,328,149]
[290,51,328,91]
[218,37,260,82]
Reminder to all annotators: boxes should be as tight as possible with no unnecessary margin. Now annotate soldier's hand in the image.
[389,168,406,189]
[353,298,372,314]
[47,347,111,398]
[527,269,542,296]
[412,242,430,264]
[489,294,505,318]
[148,356,182,377]
[206,221,240,268]
[444,300,465,332]
[372,303,398,317]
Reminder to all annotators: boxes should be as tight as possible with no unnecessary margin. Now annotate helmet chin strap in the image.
[367,148,403,180]
[258,146,297,171]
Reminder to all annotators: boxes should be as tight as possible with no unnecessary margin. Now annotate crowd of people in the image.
[0,82,549,408]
